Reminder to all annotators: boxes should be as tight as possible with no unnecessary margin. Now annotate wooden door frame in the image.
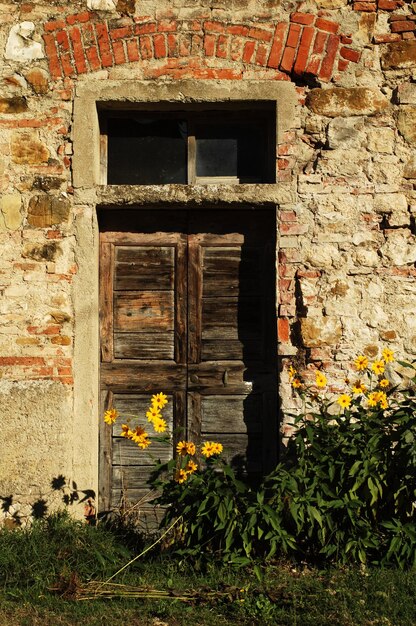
[98,206,278,512]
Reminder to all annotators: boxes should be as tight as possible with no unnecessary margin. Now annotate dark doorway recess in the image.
[98,208,277,512]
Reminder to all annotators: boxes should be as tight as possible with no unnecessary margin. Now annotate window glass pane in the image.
[107,118,187,184]
[195,122,267,181]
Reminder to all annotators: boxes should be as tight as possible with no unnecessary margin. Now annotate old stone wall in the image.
[0,0,415,521]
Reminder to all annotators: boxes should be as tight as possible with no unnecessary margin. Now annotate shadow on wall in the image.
[0,476,96,527]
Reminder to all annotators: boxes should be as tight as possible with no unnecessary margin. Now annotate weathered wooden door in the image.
[99,209,277,513]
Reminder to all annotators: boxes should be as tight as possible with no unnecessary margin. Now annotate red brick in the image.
[390,21,416,33]
[110,26,133,40]
[267,22,288,68]
[353,1,377,10]
[338,58,349,71]
[0,357,46,366]
[230,36,244,61]
[43,33,62,79]
[280,45,296,72]
[68,27,88,74]
[204,33,216,56]
[216,34,229,58]
[318,34,340,80]
[44,19,66,32]
[179,34,191,56]
[315,17,339,34]
[56,29,70,51]
[126,38,140,61]
[305,55,321,76]
[256,43,268,66]
[66,12,90,26]
[158,19,177,32]
[153,33,167,58]
[373,33,402,42]
[286,23,301,48]
[280,222,308,234]
[293,25,314,74]
[279,278,293,292]
[57,366,72,376]
[242,40,256,63]
[227,24,249,36]
[203,20,225,33]
[378,0,404,9]
[389,14,407,20]
[112,40,126,64]
[135,22,157,35]
[139,35,152,59]
[191,34,203,55]
[85,46,101,71]
[95,23,114,67]
[290,12,315,26]
[280,210,297,221]
[313,30,327,54]
[341,35,353,44]
[167,33,178,56]
[248,27,273,42]
[340,46,361,62]
[61,53,76,78]
[278,318,290,343]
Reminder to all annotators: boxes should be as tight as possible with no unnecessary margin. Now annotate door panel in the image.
[99,209,277,512]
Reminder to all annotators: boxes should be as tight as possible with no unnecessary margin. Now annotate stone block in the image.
[87,0,117,9]
[374,193,407,213]
[300,316,342,347]
[317,0,347,6]
[0,194,22,230]
[381,40,416,70]
[5,22,44,62]
[27,195,71,228]
[25,68,49,95]
[397,107,416,145]
[396,82,416,104]
[11,132,49,165]
[327,117,364,149]
[0,97,28,114]
[366,127,395,153]
[306,88,389,117]
[404,156,416,179]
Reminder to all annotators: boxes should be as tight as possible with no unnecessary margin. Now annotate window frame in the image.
[98,103,276,186]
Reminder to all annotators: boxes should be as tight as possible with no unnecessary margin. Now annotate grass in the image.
[0,513,415,625]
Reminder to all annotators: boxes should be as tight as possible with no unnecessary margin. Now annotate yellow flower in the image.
[131,426,151,448]
[146,406,161,423]
[337,394,352,409]
[382,348,394,363]
[186,460,198,474]
[137,436,151,449]
[378,378,390,388]
[153,417,167,433]
[355,355,368,371]
[371,360,385,375]
[201,441,223,458]
[292,378,302,389]
[175,468,188,484]
[151,392,168,410]
[288,365,297,381]
[352,380,366,394]
[120,424,133,439]
[367,392,378,407]
[185,442,196,456]
[104,408,118,425]
[176,440,197,456]
[212,442,223,455]
[315,371,327,388]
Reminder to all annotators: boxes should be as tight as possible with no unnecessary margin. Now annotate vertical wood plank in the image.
[188,236,202,364]
[187,391,201,450]
[99,240,114,362]
[187,122,196,184]
[99,389,113,512]
[175,236,188,365]
[173,390,187,452]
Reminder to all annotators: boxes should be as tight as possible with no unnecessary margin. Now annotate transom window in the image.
[99,103,275,185]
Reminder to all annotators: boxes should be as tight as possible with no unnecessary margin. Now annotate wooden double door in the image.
[99,209,277,512]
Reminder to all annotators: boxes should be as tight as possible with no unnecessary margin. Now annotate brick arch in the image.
[43,11,361,82]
